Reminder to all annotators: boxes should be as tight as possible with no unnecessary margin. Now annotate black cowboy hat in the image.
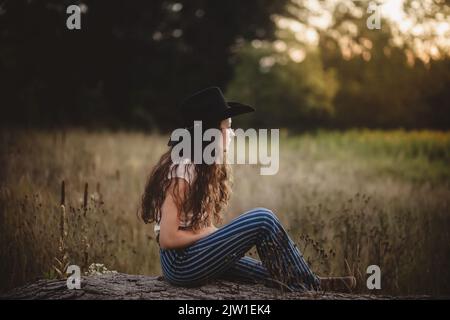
[167,87,255,146]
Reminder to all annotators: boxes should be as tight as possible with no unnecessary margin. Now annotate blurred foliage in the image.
[0,0,449,130]
[227,0,450,130]
[226,42,338,130]
[321,12,450,130]
[0,0,288,130]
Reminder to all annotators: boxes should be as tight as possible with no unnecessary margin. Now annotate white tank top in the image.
[153,158,208,238]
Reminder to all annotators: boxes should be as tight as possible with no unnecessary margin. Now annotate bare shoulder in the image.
[160,177,189,222]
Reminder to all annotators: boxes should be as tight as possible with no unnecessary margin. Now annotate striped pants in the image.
[159,207,320,291]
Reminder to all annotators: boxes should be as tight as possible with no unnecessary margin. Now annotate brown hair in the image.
[139,130,232,230]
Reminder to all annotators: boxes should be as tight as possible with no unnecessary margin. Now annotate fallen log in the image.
[0,273,423,300]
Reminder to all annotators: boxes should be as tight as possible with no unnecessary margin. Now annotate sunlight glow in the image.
[273,0,450,63]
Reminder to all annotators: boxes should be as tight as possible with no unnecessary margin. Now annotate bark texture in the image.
[1,273,424,300]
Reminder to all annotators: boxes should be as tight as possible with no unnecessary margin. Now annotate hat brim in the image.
[223,102,255,118]
[167,102,255,146]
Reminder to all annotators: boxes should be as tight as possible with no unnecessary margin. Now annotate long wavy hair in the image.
[139,124,232,230]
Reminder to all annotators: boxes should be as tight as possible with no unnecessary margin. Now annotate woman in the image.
[140,87,356,292]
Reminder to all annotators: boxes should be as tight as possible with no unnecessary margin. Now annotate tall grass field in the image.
[1,129,449,296]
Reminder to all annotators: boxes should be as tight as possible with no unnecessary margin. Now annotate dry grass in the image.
[0,128,449,296]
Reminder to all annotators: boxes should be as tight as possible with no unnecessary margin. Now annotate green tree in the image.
[226,40,338,130]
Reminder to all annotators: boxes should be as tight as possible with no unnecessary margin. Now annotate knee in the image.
[252,207,280,224]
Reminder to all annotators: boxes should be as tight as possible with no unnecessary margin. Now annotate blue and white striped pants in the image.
[159,207,320,291]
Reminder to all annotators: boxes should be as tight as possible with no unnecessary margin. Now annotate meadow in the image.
[0,129,449,296]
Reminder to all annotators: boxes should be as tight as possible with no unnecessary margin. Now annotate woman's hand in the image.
[203,224,218,236]
[191,224,218,238]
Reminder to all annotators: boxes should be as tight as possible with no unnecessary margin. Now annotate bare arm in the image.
[158,178,217,250]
